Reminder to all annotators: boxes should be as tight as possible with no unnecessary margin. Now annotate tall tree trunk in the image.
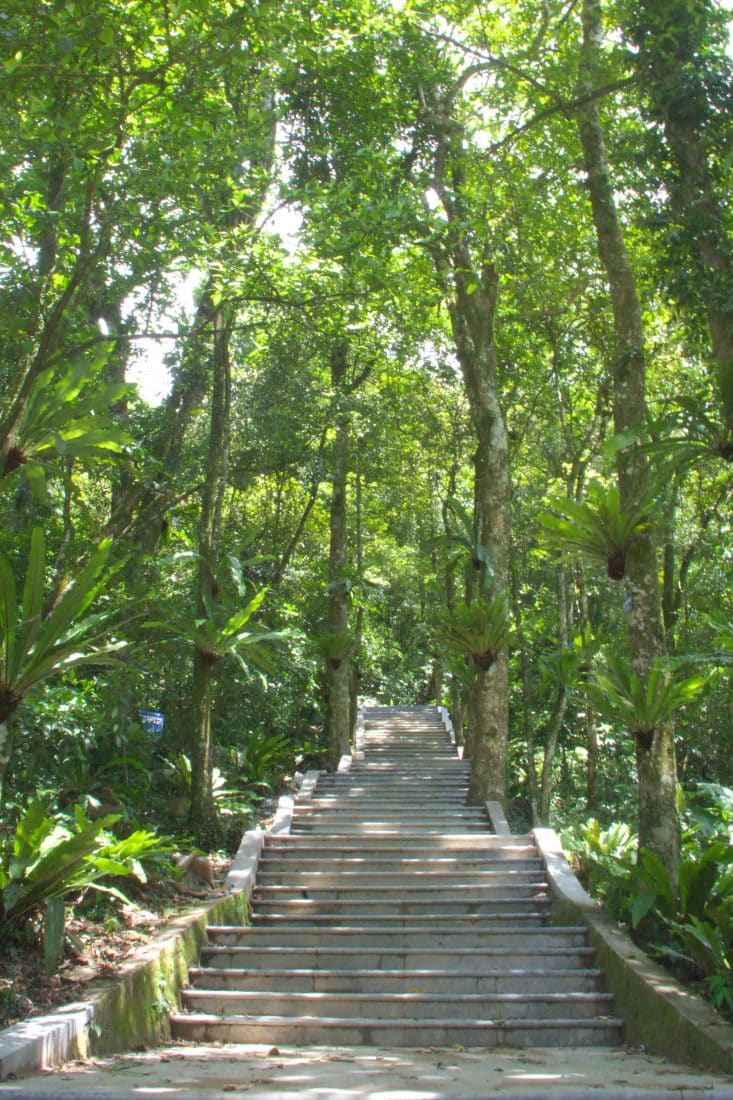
[349,454,365,742]
[511,558,538,820]
[538,567,571,825]
[575,563,600,814]
[577,0,679,881]
[427,92,511,804]
[325,341,352,767]
[627,0,733,434]
[0,717,14,804]
[189,307,232,834]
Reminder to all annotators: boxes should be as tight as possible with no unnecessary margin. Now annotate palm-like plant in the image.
[586,653,708,750]
[316,630,353,670]
[1,359,133,499]
[640,397,733,470]
[438,597,510,670]
[539,482,652,580]
[0,529,126,798]
[433,498,493,586]
[165,588,285,672]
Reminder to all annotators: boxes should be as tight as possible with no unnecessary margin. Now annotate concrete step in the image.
[252,883,549,902]
[170,1012,622,1047]
[205,926,583,950]
[263,834,531,851]
[180,988,615,1021]
[251,902,549,923]
[301,794,470,805]
[292,803,485,816]
[249,910,549,927]
[198,944,597,971]
[254,869,544,887]
[187,965,606,994]
[289,822,490,834]
[257,856,543,872]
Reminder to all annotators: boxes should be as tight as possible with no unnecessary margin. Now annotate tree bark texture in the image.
[428,94,511,805]
[188,308,232,834]
[0,718,14,805]
[325,342,352,767]
[629,0,733,432]
[577,0,679,880]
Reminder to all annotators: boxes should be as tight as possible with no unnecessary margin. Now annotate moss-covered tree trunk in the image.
[189,305,232,836]
[626,0,733,434]
[0,716,14,804]
[325,341,352,767]
[427,96,511,805]
[577,0,679,881]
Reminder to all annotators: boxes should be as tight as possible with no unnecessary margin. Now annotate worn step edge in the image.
[169,1011,623,1047]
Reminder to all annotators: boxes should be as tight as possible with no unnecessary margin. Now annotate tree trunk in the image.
[577,0,679,881]
[188,306,232,835]
[446,272,510,799]
[423,92,511,804]
[539,689,571,825]
[512,566,538,822]
[0,717,14,805]
[627,0,733,433]
[325,342,352,767]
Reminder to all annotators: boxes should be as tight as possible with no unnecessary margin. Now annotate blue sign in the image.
[139,709,165,734]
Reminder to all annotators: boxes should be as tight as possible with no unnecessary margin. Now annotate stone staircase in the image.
[170,705,622,1047]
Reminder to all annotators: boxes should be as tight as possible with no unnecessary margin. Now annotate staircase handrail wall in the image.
[532,824,733,1076]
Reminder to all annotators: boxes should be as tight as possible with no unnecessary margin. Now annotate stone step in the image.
[180,988,615,1021]
[291,808,487,821]
[301,793,470,804]
[252,883,548,902]
[333,769,470,778]
[292,803,484,815]
[254,869,544,887]
[205,925,581,950]
[257,856,543,873]
[289,823,490,834]
[187,965,606,994]
[198,944,597,971]
[170,1012,622,1048]
[263,834,529,851]
[249,910,549,927]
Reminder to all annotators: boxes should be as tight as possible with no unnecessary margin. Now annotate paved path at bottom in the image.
[1,1042,732,1099]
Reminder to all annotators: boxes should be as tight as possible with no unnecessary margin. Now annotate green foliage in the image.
[315,630,353,665]
[564,801,733,1003]
[432,497,493,588]
[561,818,638,917]
[1,359,134,500]
[0,800,175,936]
[586,653,708,749]
[438,597,510,670]
[238,729,294,787]
[157,588,285,673]
[0,529,126,727]
[539,482,652,580]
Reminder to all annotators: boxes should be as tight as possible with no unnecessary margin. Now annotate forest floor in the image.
[0,856,231,1032]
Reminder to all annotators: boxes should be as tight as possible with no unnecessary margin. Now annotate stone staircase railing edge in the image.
[438,705,464,759]
[0,886,249,1081]
[533,825,733,1077]
[0,766,323,1081]
[485,800,512,836]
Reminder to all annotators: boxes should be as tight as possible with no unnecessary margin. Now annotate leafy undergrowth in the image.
[562,789,733,1023]
[0,858,230,1032]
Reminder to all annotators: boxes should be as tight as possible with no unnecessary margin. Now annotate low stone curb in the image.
[0,778,309,1081]
[533,825,733,1076]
